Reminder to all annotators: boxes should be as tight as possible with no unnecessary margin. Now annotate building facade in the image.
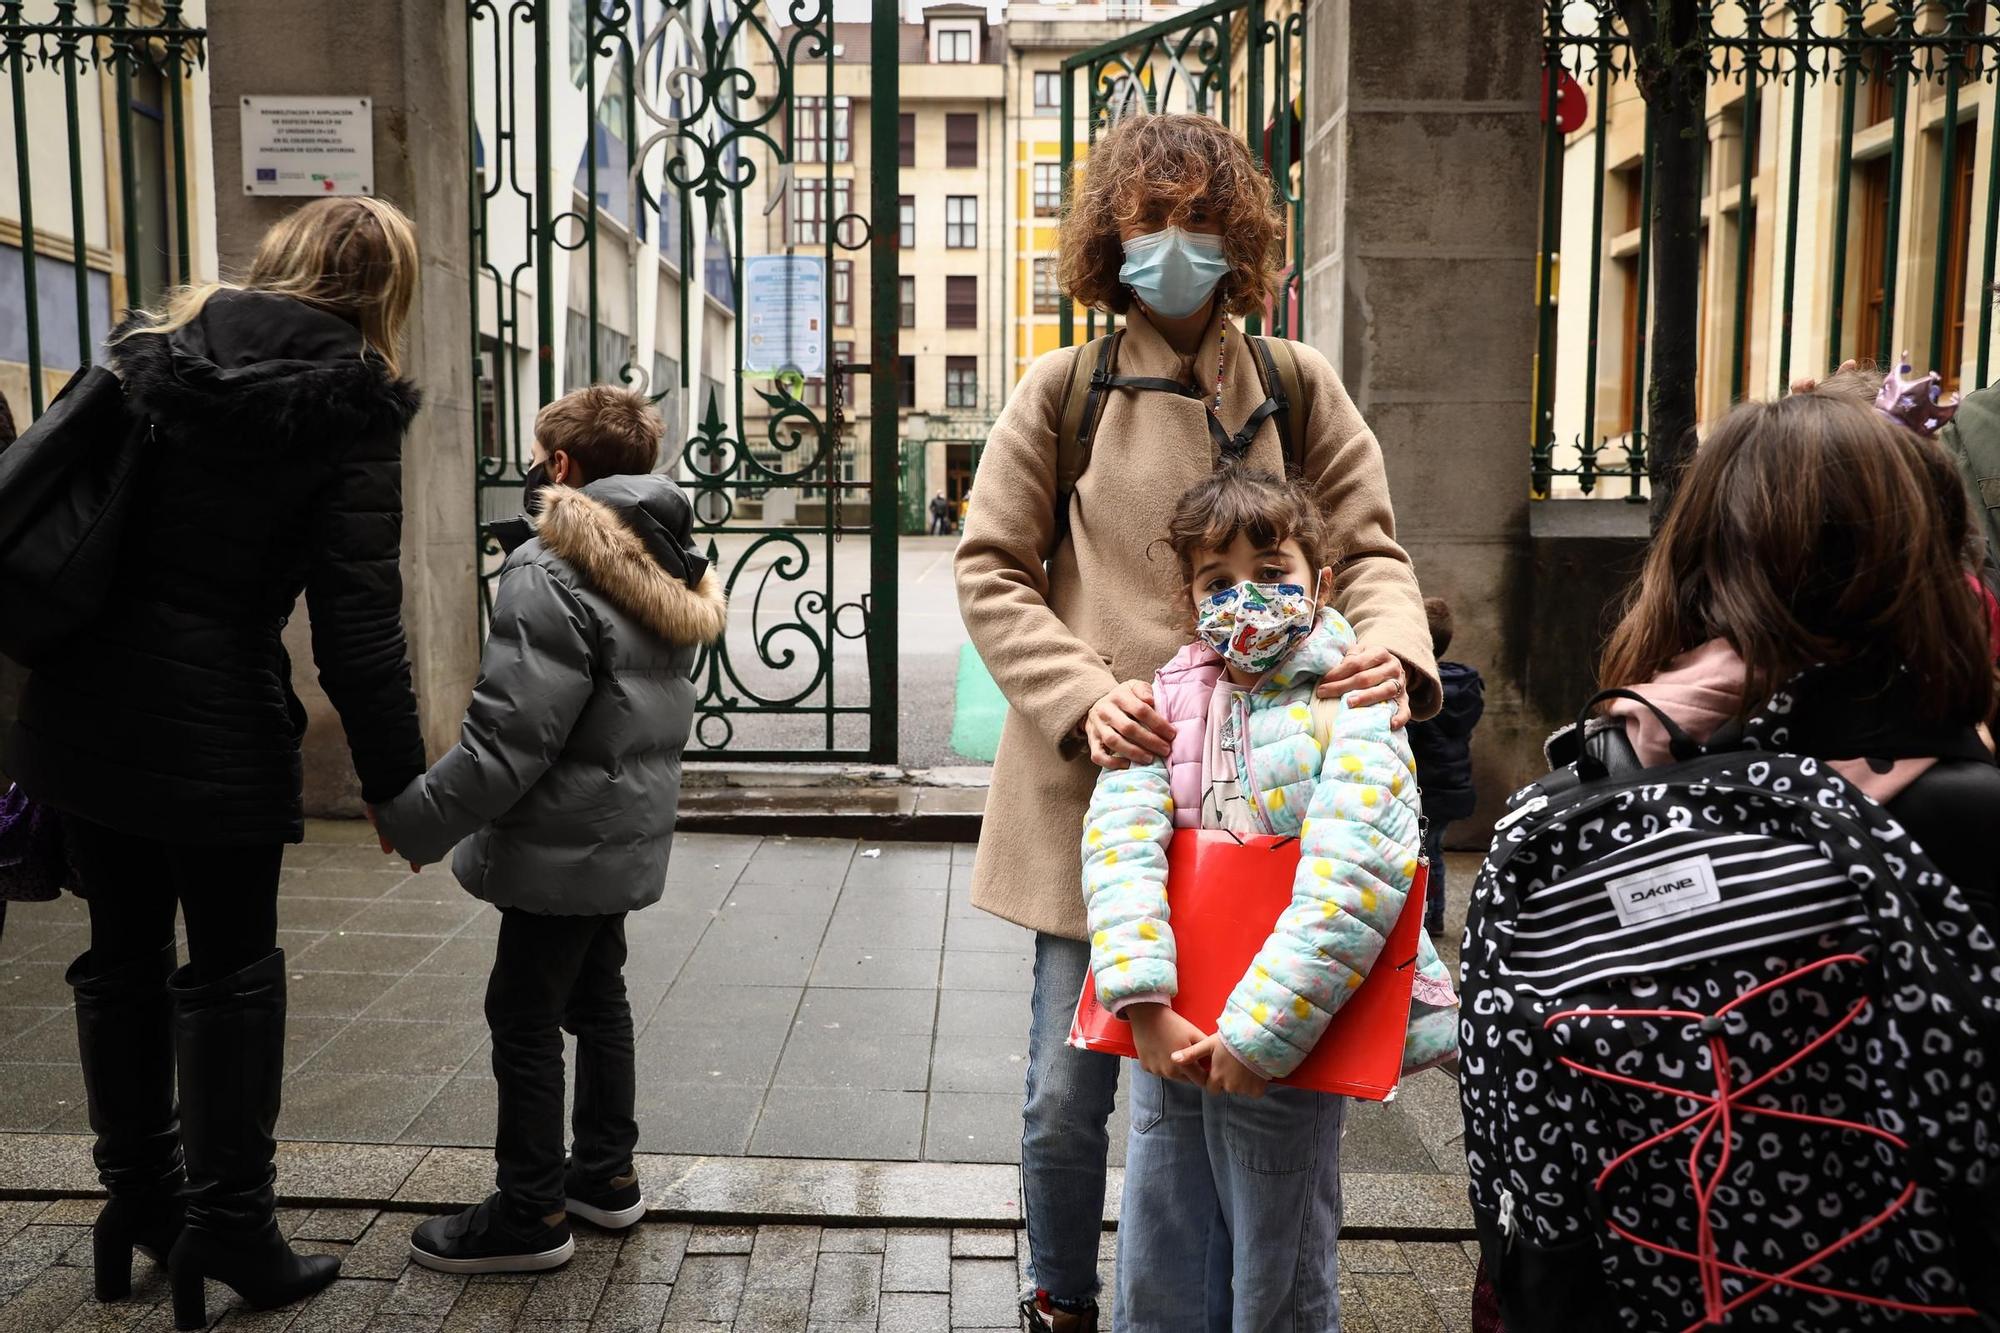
[1,0,218,426]
[1546,5,2000,497]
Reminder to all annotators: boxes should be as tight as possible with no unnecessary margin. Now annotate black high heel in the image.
[167,1224,338,1330]
[167,951,339,1330]
[91,1194,183,1300]
[67,943,185,1303]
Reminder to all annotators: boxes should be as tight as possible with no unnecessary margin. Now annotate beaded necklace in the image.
[1210,320,1228,416]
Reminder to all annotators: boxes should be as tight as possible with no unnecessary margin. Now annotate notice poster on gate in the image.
[241,96,373,197]
[743,255,826,378]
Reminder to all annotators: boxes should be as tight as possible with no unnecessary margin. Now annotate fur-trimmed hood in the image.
[112,288,421,444]
[533,475,727,647]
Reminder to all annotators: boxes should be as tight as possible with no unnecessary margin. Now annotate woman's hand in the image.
[1128,1003,1210,1082]
[1316,644,1411,728]
[1085,680,1176,769]
[1176,1032,1269,1097]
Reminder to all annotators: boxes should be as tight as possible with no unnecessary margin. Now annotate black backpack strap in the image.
[1249,336,1305,477]
[1051,330,1124,553]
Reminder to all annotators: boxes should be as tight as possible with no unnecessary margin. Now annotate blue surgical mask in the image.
[1119,226,1229,320]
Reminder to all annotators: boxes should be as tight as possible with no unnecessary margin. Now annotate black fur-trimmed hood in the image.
[112,288,422,444]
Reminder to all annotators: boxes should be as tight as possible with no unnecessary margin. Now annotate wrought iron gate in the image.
[1056,0,1306,347]
[2,1,205,421]
[1536,2,2000,499]
[467,0,900,763]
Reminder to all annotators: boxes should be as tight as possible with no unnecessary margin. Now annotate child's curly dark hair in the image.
[1163,466,1334,602]
[1057,113,1286,319]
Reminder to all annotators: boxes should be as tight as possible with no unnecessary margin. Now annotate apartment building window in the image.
[899,195,915,249]
[899,355,916,408]
[1854,157,1893,362]
[946,275,977,328]
[1033,162,1061,216]
[945,356,978,408]
[946,196,977,249]
[946,113,978,168]
[1033,258,1059,314]
[795,95,851,164]
[833,260,853,326]
[1942,124,1979,390]
[899,113,915,169]
[935,27,972,63]
[790,177,853,246]
[900,275,916,329]
[1034,71,1061,112]
[833,339,854,405]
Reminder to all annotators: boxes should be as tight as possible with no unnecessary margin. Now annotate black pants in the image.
[63,815,282,977]
[486,908,637,1216]
[1423,820,1450,932]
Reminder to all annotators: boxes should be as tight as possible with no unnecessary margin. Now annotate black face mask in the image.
[523,461,552,516]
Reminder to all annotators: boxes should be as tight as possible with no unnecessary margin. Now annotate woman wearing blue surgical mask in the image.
[953,112,1439,1333]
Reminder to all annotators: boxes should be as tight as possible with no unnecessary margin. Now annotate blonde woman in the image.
[6,197,426,1328]
[956,114,1436,1333]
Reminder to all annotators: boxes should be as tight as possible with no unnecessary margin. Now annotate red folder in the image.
[1067,829,1427,1100]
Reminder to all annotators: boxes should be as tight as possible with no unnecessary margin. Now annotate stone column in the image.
[206,0,478,815]
[1302,0,1546,835]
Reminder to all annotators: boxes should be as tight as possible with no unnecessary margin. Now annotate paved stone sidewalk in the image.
[0,827,1478,1181]
[0,1201,1477,1332]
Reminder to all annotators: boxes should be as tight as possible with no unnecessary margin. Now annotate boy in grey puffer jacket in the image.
[375,386,725,1275]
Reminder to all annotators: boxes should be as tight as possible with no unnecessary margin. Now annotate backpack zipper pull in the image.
[1497,1187,1520,1250]
[1493,794,1548,833]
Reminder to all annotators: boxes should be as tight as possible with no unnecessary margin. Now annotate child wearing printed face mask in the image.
[1081,466,1458,1332]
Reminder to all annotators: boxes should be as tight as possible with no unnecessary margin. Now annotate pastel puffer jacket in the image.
[1081,608,1459,1081]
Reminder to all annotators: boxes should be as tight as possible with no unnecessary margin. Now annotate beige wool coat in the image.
[954,311,1440,940]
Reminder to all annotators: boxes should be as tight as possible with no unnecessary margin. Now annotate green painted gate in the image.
[1056,0,1307,348]
[467,0,902,763]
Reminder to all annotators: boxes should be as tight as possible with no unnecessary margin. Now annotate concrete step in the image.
[677,763,990,841]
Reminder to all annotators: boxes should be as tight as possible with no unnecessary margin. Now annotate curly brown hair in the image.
[1057,113,1285,319]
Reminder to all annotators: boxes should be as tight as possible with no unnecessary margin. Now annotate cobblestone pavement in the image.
[0,830,1478,1178]
[0,1200,1477,1332]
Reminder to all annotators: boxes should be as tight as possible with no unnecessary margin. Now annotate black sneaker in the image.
[564,1163,644,1229]
[409,1194,574,1274]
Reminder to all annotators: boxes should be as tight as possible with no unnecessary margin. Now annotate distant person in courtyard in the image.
[930,489,953,535]
[1406,596,1484,937]
[373,386,726,1276]
[1082,466,1458,1330]
[4,198,428,1328]
[955,111,1438,1333]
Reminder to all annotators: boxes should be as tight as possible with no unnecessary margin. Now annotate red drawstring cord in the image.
[1543,953,1979,1330]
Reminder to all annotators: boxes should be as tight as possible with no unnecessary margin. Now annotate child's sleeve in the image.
[371,561,598,867]
[1216,697,1425,1079]
[1081,761,1177,1013]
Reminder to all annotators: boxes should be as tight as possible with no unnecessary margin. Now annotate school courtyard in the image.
[0,826,1481,1331]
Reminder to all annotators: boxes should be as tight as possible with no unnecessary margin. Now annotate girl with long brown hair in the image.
[1599,390,1998,921]
[6,196,427,1327]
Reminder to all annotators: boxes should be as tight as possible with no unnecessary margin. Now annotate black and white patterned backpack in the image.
[1459,688,2000,1331]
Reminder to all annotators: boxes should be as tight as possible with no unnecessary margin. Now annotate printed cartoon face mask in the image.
[1196,579,1318,674]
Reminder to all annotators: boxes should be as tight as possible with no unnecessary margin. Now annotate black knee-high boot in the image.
[166,950,338,1330]
[68,942,185,1301]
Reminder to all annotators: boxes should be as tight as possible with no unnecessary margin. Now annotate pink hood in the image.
[1609,639,1934,803]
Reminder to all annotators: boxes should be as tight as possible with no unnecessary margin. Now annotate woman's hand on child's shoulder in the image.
[1317,643,1411,728]
[1177,1032,1270,1098]
[1128,1002,1209,1082]
[1085,679,1176,769]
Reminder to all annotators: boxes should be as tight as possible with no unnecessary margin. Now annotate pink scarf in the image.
[1608,640,1935,804]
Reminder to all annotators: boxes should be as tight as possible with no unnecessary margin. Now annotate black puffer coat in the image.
[1408,659,1484,821]
[5,289,427,845]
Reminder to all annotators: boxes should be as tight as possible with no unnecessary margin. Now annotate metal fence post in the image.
[868,0,901,765]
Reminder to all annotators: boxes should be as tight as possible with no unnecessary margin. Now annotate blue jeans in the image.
[1021,933,1123,1304]
[1116,1070,1346,1333]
